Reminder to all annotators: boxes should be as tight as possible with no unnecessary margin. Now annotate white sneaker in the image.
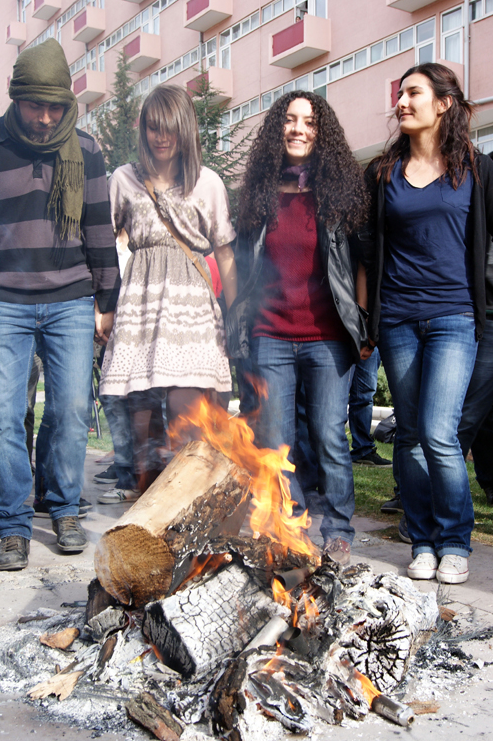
[407,552,438,580]
[97,487,140,505]
[437,554,469,584]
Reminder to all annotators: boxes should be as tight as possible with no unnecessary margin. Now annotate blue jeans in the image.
[458,320,493,486]
[348,347,380,461]
[252,337,355,544]
[378,314,477,558]
[0,299,94,540]
[100,394,137,489]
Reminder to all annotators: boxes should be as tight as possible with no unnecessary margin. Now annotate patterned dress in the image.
[100,163,235,396]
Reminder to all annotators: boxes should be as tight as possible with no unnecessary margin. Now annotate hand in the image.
[94,301,114,346]
[360,337,376,360]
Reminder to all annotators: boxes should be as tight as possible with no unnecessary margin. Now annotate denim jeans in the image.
[348,347,380,461]
[458,320,493,488]
[378,314,477,558]
[100,395,137,489]
[0,299,94,540]
[252,337,355,544]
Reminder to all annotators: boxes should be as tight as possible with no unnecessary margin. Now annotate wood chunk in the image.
[438,606,457,622]
[85,578,120,624]
[126,692,183,741]
[142,563,290,678]
[40,627,80,650]
[406,699,440,715]
[95,441,252,607]
[86,605,127,643]
[28,670,85,701]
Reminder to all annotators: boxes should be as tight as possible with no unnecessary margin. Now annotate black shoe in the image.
[483,486,493,506]
[380,496,404,514]
[93,464,118,485]
[353,451,392,467]
[33,497,92,519]
[52,516,88,552]
[398,514,412,544]
[0,536,30,571]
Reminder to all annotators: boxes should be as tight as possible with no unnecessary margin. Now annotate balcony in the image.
[184,0,233,33]
[73,6,106,44]
[187,67,233,103]
[123,0,143,3]
[73,70,106,104]
[386,0,438,11]
[32,0,62,20]
[270,14,331,69]
[123,32,161,72]
[6,21,27,46]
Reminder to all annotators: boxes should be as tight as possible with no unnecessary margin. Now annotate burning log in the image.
[126,691,183,741]
[95,441,252,607]
[142,563,290,678]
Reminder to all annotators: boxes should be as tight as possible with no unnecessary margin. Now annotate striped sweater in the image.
[0,116,120,313]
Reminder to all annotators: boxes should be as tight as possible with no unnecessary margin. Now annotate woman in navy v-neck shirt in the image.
[362,63,493,585]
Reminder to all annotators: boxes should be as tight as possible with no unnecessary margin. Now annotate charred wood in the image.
[126,691,183,741]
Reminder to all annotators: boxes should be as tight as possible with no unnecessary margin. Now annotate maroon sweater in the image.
[252,191,349,342]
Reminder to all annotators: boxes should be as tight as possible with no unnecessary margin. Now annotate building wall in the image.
[1,0,493,158]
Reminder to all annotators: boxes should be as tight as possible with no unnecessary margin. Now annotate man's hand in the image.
[360,338,376,361]
[94,300,114,346]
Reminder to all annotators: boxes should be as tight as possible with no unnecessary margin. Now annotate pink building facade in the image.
[2,0,493,161]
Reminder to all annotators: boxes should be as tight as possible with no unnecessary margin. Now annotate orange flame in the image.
[272,577,292,609]
[353,669,381,703]
[169,397,319,559]
[177,554,230,591]
[303,593,320,630]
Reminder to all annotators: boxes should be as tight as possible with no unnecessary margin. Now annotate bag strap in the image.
[144,178,213,292]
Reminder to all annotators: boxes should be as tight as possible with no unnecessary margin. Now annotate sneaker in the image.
[97,487,140,505]
[483,486,493,506]
[353,451,392,467]
[0,536,30,571]
[380,496,404,514]
[407,552,438,580]
[93,464,118,485]
[398,514,412,544]
[33,497,92,519]
[323,537,351,566]
[437,554,469,584]
[52,516,88,552]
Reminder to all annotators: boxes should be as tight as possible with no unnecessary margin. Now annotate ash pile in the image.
[0,433,489,740]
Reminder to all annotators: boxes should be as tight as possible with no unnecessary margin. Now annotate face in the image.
[283,98,316,166]
[17,100,65,143]
[146,119,179,165]
[396,73,449,137]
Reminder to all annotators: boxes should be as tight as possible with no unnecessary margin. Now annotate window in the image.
[470,0,493,18]
[355,49,367,70]
[442,7,462,64]
[202,37,217,69]
[329,62,340,81]
[370,42,383,63]
[472,124,493,154]
[219,10,259,69]
[386,36,398,56]
[399,28,413,51]
[342,57,353,75]
[416,18,435,64]
[150,47,199,87]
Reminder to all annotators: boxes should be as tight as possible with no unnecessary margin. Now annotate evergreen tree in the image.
[97,52,140,173]
[191,75,255,222]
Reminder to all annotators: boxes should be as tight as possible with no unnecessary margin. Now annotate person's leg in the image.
[35,298,94,537]
[458,320,493,462]
[348,348,380,461]
[299,341,355,547]
[128,388,166,493]
[470,408,493,496]
[293,381,319,495]
[251,337,304,510]
[0,302,37,550]
[99,395,137,489]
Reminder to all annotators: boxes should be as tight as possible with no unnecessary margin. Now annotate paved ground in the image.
[1,448,492,740]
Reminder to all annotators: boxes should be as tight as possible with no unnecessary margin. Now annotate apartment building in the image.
[2,0,493,160]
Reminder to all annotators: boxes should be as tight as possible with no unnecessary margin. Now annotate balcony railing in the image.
[184,0,233,33]
[124,33,161,73]
[270,14,331,69]
[187,67,233,103]
[33,0,62,20]
[73,70,106,104]
[6,21,27,46]
[386,0,437,11]
[73,6,106,44]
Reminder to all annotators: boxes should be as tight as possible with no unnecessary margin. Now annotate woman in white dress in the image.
[100,84,237,492]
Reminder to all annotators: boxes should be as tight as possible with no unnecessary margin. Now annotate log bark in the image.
[126,691,183,741]
[94,441,252,608]
[142,563,290,679]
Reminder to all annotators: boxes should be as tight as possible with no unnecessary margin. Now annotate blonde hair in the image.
[139,84,201,195]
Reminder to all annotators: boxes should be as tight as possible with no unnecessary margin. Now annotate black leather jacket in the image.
[226,219,368,362]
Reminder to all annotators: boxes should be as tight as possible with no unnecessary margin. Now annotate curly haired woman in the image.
[359,64,493,584]
[227,91,370,564]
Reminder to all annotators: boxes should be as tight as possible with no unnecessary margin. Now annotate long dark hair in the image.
[376,63,479,187]
[237,90,368,233]
[139,84,202,196]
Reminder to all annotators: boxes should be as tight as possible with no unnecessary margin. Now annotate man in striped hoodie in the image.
[0,39,120,570]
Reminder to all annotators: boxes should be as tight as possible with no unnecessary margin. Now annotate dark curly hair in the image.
[376,63,479,187]
[237,90,369,233]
